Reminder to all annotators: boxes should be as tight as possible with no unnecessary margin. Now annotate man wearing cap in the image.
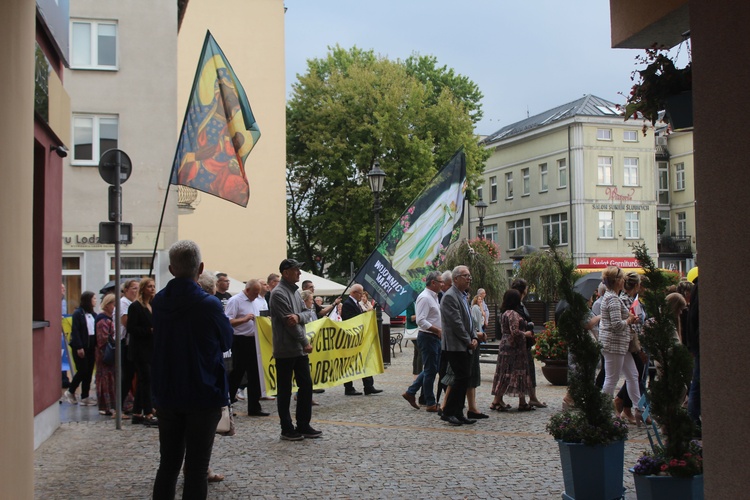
[269,259,322,441]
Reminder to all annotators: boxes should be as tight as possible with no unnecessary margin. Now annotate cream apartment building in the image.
[476,95,658,280]
[176,0,287,280]
[62,0,178,307]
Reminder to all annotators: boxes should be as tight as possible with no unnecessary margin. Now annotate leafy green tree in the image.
[440,238,503,304]
[514,249,575,303]
[287,46,489,279]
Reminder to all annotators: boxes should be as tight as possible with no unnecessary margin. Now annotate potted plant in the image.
[533,321,569,386]
[629,243,703,499]
[546,245,629,499]
[621,47,692,134]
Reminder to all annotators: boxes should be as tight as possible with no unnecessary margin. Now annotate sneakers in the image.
[297,426,323,439]
[61,391,78,405]
[280,430,304,441]
[80,397,97,406]
[236,388,246,401]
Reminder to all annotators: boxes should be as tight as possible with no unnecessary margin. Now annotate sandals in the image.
[207,472,225,483]
[517,404,536,412]
[528,400,548,408]
[490,402,511,412]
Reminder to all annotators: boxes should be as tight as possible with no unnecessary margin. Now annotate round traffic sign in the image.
[98,149,133,185]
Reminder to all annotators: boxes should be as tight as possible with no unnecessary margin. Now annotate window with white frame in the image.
[657,162,670,204]
[557,158,567,188]
[623,130,638,142]
[507,219,531,250]
[71,20,117,69]
[598,156,613,185]
[542,213,568,246]
[539,163,548,192]
[625,211,640,239]
[658,210,671,237]
[623,157,639,186]
[505,172,513,199]
[477,185,483,202]
[72,114,118,164]
[522,168,530,195]
[108,255,156,283]
[597,128,612,140]
[484,224,498,244]
[598,211,614,238]
[675,163,686,191]
[677,212,687,237]
[490,176,497,202]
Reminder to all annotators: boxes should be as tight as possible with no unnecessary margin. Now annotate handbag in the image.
[216,405,235,436]
[103,335,116,366]
[628,327,641,353]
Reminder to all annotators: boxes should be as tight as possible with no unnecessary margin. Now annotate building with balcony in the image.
[476,94,658,282]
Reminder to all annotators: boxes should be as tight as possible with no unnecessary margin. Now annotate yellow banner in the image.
[256,310,384,395]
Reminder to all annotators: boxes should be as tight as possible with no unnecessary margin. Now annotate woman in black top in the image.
[63,291,98,405]
[128,278,157,426]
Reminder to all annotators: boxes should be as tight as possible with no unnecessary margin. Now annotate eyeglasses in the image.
[457,274,472,280]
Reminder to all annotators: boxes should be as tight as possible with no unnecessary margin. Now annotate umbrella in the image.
[100,277,140,295]
[573,272,603,300]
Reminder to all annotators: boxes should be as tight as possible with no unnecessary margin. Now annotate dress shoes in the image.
[345,389,363,396]
[458,415,477,425]
[440,415,463,426]
[425,405,439,413]
[364,387,383,395]
[248,410,270,417]
[402,392,420,409]
[467,411,489,419]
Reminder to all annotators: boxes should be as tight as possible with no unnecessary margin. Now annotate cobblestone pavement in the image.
[36,344,650,499]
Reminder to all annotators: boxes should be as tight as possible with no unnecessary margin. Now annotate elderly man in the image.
[342,284,383,396]
[151,240,233,499]
[301,280,341,319]
[402,271,443,412]
[439,265,478,426]
[269,259,321,441]
[225,279,268,417]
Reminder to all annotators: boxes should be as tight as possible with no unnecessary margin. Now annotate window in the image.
[507,219,531,250]
[557,158,567,188]
[657,162,670,204]
[484,224,498,244]
[522,168,530,195]
[542,213,568,246]
[71,20,117,69]
[625,212,640,239]
[623,130,638,142]
[598,211,614,239]
[597,156,613,185]
[677,212,687,237]
[539,163,548,192]
[505,172,513,199]
[597,128,612,140]
[675,163,686,191]
[623,157,639,186]
[108,255,156,283]
[658,210,671,236]
[73,114,118,164]
[476,185,483,201]
[490,176,497,202]
[62,255,82,315]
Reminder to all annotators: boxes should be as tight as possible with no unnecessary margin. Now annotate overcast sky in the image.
[284,0,663,136]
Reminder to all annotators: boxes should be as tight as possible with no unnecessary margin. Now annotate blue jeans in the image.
[152,406,222,500]
[406,332,441,406]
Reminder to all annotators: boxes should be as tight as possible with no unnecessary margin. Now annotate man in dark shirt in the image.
[214,272,232,309]
[341,284,383,396]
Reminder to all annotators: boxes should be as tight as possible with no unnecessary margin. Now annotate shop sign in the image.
[589,257,640,267]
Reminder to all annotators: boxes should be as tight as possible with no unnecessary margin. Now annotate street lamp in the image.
[475,198,488,239]
[367,160,387,363]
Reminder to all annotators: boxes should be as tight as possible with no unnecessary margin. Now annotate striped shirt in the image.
[598,290,631,354]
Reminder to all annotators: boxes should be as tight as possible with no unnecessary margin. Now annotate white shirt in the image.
[254,295,269,313]
[225,292,261,337]
[119,296,132,341]
[415,287,441,333]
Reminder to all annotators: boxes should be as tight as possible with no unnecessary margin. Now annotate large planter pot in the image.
[557,440,625,500]
[541,359,568,386]
[630,469,704,500]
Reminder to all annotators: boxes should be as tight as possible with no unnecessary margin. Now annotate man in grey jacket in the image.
[439,265,478,426]
[269,258,322,441]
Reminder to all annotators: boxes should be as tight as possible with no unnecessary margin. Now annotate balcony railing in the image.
[657,234,692,254]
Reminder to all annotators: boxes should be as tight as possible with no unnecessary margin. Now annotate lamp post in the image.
[475,198,488,239]
[367,160,387,363]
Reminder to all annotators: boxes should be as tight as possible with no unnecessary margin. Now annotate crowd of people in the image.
[59,244,701,498]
